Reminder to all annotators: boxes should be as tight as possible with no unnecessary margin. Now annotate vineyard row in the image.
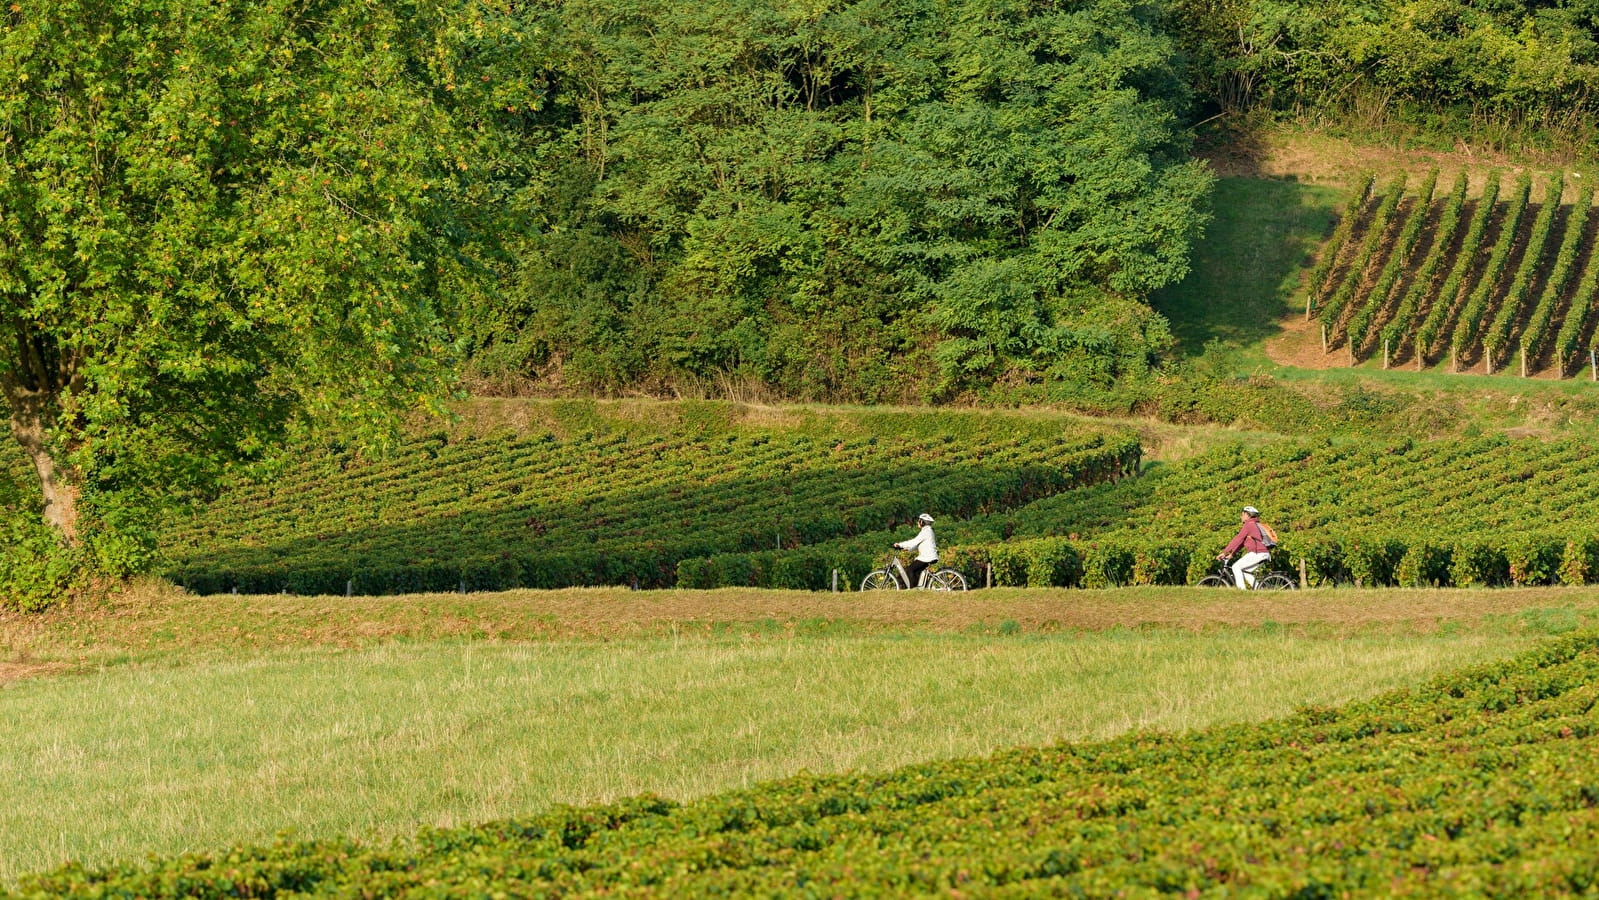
[1311,169,1599,376]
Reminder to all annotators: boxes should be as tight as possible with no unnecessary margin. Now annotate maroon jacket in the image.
[1222,520,1270,557]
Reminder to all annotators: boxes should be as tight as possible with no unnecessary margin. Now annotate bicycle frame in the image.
[877,555,935,588]
[891,556,922,588]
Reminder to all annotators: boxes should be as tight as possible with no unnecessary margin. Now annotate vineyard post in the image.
[1591,349,1596,380]
[1321,324,1327,353]
[346,579,352,597]
[1451,347,1457,374]
[1305,295,1313,319]
[1297,557,1307,589]
[1382,339,1389,369]
[986,563,993,589]
[831,569,838,592]
[1349,340,1356,366]
[1521,347,1527,378]
[458,576,465,594]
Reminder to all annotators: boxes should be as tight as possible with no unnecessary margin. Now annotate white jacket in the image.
[896,525,938,562]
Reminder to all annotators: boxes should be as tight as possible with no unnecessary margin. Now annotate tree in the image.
[0,0,484,597]
[473,0,1211,403]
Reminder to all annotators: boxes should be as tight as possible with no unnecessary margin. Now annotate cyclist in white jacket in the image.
[894,513,938,588]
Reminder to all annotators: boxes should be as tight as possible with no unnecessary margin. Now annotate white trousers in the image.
[1232,551,1272,589]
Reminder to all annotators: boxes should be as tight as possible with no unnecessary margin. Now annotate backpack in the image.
[1257,521,1279,549]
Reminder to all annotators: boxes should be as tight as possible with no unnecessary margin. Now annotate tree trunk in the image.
[2,382,81,547]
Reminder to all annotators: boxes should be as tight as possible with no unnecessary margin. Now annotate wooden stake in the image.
[1297,558,1308,589]
[1590,348,1596,381]
[1321,324,1328,353]
[1305,294,1313,319]
[1451,347,1458,374]
[1382,339,1389,369]
[1521,346,1527,378]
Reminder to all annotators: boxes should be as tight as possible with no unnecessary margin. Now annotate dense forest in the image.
[465,0,1213,403]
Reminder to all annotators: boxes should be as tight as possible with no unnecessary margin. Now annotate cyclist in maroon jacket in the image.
[1217,505,1272,589]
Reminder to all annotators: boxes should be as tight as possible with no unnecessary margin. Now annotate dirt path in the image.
[7,584,1598,683]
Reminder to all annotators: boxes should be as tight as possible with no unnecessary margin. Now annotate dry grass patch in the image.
[6,580,1599,682]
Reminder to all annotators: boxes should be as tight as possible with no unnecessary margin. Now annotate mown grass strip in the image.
[11,581,1599,678]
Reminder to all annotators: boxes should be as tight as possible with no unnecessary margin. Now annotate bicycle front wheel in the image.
[1256,573,1297,590]
[860,570,899,591]
[929,570,967,591]
[1196,575,1233,588]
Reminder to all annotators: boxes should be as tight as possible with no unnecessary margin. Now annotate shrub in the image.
[1185,545,1220,585]
[1506,534,1564,586]
[1024,539,1084,588]
[1559,535,1599,586]
[0,516,80,612]
[1131,542,1191,586]
[988,543,1032,587]
[770,552,830,590]
[1395,541,1453,587]
[1343,535,1406,587]
[1081,543,1134,588]
[1296,535,1348,586]
[1450,540,1510,587]
[676,557,715,589]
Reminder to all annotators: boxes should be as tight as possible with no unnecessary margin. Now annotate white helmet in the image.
[917,513,935,524]
[1242,506,1260,517]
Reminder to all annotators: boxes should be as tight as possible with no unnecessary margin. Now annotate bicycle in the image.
[1197,557,1297,590]
[861,553,968,591]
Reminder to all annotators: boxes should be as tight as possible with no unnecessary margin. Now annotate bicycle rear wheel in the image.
[929,570,967,591]
[860,570,899,591]
[1256,573,1297,590]
[1196,575,1233,588]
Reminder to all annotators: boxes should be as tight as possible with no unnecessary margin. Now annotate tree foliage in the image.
[1171,0,1599,129]
[0,0,493,593]
[470,0,1212,402]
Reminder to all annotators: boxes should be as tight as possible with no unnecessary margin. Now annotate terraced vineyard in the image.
[1311,170,1599,376]
[683,433,1599,589]
[161,408,1139,594]
[22,631,1599,897]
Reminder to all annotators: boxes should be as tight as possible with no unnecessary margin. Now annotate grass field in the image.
[1152,176,1339,357]
[5,583,1599,882]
